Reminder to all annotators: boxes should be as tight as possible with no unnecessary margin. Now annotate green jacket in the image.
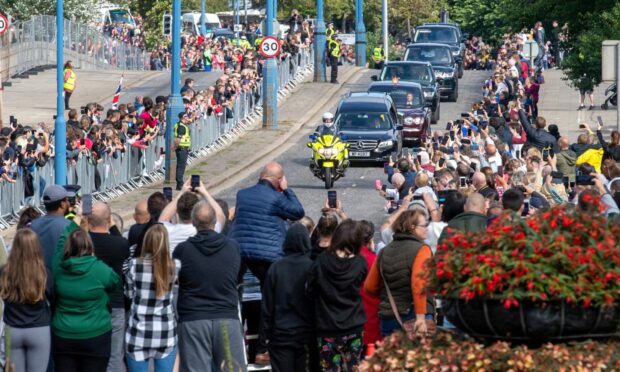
[438,211,488,243]
[52,222,121,339]
[556,150,577,182]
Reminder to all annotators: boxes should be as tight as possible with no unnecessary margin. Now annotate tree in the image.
[0,0,99,23]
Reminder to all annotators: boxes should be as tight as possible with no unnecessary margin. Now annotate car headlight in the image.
[318,148,325,155]
[451,49,460,56]
[377,140,393,150]
[436,71,454,79]
[423,91,434,98]
[404,117,414,125]
[412,117,423,125]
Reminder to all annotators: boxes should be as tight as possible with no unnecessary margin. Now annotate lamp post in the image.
[235,0,240,39]
[382,0,388,63]
[262,0,278,129]
[313,0,327,81]
[55,0,67,185]
[354,0,366,67]
[165,0,184,184]
[200,0,207,36]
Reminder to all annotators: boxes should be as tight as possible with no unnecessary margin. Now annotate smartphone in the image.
[569,181,576,189]
[467,128,472,137]
[497,165,504,177]
[402,148,409,157]
[522,200,530,217]
[413,194,423,201]
[375,179,382,190]
[82,194,93,215]
[579,124,586,129]
[381,184,387,192]
[563,176,570,189]
[576,174,594,186]
[383,162,389,174]
[327,190,337,208]
[163,187,173,202]
[445,122,452,131]
[515,149,521,159]
[459,177,467,188]
[441,136,449,145]
[542,148,549,161]
[449,131,455,141]
[191,174,200,190]
[461,138,471,145]
[597,116,604,127]
[461,126,468,137]
[461,112,470,118]
[433,142,439,150]
[438,158,446,167]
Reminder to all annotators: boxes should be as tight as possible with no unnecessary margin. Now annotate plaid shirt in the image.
[125,257,179,361]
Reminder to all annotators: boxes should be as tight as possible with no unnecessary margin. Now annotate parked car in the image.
[334,92,403,164]
[371,61,440,123]
[367,81,431,146]
[404,43,458,102]
[414,23,465,78]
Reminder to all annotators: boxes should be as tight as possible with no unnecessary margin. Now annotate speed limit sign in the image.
[0,13,8,36]
[259,36,281,58]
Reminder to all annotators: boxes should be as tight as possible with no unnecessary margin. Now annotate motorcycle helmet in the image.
[322,112,334,127]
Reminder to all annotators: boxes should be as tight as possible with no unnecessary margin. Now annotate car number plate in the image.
[350,151,370,157]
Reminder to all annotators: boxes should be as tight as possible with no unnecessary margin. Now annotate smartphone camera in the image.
[82,194,93,215]
[163,187,173,202]
[191,174,200,190]
[327,190,337,208]
[459,177,467,188]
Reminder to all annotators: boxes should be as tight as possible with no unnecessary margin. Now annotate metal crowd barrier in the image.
[0,15,150,83]
[0,47,314,228]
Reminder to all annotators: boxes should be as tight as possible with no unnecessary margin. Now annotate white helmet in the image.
[322,112,334,127]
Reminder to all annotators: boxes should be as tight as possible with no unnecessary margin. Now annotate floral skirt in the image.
[318,332,363,372]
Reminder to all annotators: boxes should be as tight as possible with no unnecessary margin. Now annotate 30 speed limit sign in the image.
[0,13,8,36]
[259,36,281,58]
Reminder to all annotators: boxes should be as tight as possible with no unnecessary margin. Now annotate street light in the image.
[313,0,327,81]
[165,0,184,183]
[262,0,278,129]
[354,0,366,67]
[200,0,207,36]
[382,0,388,63]
[55,0,67,185]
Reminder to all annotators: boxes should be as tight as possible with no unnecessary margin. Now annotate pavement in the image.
[1,68,223,125]
[538,69,619,141]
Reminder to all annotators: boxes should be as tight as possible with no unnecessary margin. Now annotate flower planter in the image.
[443,298,620,343]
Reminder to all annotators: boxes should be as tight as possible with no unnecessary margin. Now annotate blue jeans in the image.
[126,347,177,372]
[380,309,434,337]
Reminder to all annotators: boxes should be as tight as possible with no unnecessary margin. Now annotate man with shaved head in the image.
[229,161,304,362]
[438,192,488,243]
[88,201,130,372]
[556,137,576,182]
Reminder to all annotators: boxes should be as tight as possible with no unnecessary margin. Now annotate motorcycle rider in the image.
[314,112,337,136]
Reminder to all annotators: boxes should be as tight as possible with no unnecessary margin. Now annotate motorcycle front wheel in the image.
[324,168,334,189]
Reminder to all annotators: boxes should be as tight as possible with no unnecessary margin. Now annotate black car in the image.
[414,23,465,78]
[334,92,403,164]
[371,61,440,123]
[404,43,458,102]
[367,81,431,146]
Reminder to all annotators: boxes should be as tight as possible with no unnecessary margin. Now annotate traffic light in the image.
[163,14,171,35]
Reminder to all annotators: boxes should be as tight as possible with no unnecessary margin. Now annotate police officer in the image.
[372,46,385,70]
[314,112,337,136]
[174,112,192,190]
[63,60,76,110]
[63,184,81,220]
[328,37,342,84]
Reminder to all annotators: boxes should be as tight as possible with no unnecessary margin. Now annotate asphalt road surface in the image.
[215,69,488,232]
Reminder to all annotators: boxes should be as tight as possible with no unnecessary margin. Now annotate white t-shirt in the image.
[164,221,223,255]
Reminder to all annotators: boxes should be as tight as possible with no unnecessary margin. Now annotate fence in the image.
[0,15,150,83]
[0,48,313,227]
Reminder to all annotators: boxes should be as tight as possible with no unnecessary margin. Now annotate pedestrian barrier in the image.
[0,48,314,228]
[0,15,149,83]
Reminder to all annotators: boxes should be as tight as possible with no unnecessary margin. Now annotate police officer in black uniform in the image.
[174,112,192,190]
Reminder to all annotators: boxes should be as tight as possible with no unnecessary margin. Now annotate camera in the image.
[9,116,17,127]
[575,174,594,186]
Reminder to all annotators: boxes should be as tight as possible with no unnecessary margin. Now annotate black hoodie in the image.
[173,229,241,322]
[261,223,315,344]
[307,248,368,337]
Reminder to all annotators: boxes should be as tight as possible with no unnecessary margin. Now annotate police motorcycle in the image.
[308,112,350,189]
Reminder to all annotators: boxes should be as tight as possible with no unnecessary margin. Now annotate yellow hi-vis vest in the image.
[63,69,76,91]
[373,47,384,61]
[174,122,191,148]
[329,40,341,58]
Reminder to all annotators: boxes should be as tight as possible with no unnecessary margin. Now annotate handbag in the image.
[379,257,417,340]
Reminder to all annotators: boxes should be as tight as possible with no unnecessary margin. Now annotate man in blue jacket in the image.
[229,162,304,365]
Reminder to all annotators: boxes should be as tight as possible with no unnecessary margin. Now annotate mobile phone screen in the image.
[402,148,409,157]
[449,131,455,141]
[163,187,173,202]
[433,142,439,150]
[442,136,449,145]
[82,194,93,215]
[445,122,452,131]
[383,162,389,174]
[522,200,530,217]
[459,177,466,188]
[327,191,337,208]
[497,165,504,177]
[578,124,586,129]
[191,175,200,189]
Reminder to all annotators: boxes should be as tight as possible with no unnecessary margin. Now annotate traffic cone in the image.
[365,343,376,358]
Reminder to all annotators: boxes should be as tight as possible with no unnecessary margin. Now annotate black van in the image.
[334,92,403,164]
[404,43,459,102]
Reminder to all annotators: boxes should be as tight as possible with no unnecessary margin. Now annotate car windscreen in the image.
[368,86,423,108]
[379,65,433,83]
[414,28,458,44]
[406,46,452,64]
[109,9,133,24]
[337,112,392,131]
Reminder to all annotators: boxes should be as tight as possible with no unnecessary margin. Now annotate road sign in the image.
[259,36,281,58]
[234,24,243,32]
[522,40,539,60]
[0,13,9,36]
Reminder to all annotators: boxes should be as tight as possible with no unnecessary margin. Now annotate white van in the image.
[182,12,221,36]
[99,3,135,26]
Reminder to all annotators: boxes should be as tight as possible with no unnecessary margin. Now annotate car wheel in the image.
[458,64,464,79]
[449,90,458,102]
[431,104,440,124]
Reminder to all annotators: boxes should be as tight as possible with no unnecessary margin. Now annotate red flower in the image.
[527,282,534,290]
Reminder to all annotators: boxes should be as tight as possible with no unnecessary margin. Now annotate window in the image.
[406,46,451,64]
[368,87,423,108]
[380,65,433,83]
[337,112,393,131]
[414,28,458,44]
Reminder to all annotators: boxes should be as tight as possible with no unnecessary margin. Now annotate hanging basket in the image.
[443,298,620,344]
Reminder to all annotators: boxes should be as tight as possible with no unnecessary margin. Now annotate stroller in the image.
[601,83,617,110]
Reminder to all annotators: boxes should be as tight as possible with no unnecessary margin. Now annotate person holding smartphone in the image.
[595,119,620,162]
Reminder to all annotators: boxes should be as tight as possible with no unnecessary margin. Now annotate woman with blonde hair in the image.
[125,224,178,372]
[0,228,52,372]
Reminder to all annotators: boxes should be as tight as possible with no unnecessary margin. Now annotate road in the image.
[215,69,488,232]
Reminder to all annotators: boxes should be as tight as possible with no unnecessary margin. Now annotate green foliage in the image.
[0,0,98,23]
[561,3,620,89]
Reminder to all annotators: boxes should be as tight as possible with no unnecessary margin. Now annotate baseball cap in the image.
[42,185,75,203]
